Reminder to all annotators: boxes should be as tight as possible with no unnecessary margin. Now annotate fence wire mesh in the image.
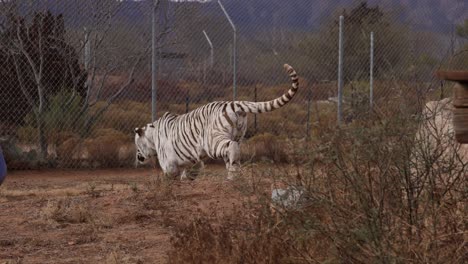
[0,0,467,169]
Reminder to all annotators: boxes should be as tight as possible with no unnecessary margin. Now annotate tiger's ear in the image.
[134,127,144,137]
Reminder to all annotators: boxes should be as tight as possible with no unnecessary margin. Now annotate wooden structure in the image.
[436,71,468,143]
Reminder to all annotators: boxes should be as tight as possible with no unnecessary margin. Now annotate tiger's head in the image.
[134,123,157,165]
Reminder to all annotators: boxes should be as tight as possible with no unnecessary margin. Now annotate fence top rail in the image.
[436,71,468,82]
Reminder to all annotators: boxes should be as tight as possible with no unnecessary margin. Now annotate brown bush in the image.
[85,129,132,167]
[41,198,94,224]
[170,96,466,263]
[56,136,81,165]
[241,133,288,163]
[168,202,306,264]
[16,125,37,144]
[91,100,151,134]
[49,131,80,146]
[56,128,134,168]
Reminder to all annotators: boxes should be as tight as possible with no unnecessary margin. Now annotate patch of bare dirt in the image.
[0,166,248,263]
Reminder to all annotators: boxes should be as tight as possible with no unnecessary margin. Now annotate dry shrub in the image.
[242,133,288,163]
[91,100,151,133]
[309,100,337,137]
[105,250,142,264]
[85,129,132,167]
[0,259,22,264]
[169,202,309,264]
[66,225,101,245]
[170,96,466,263]
[299,101,465,263]
[41,198,94,224]
[255,105,308,138]
[55,128,134,168]
[90,128,129,140]
[16,125,36,144]
[48,131,79,146]
[140,177,176,211]
[56,135,81,165]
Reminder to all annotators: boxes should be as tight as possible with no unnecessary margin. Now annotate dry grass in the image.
[85,129,132,167]
[56,128,134,168]
[168,97,467,264]
[241,133,289,163]
[40,198,94,224]
[168,204,298,264]
[92,100,152,133]
[4,81,466,263]
[105,251,143,264]
[9,79,340,170]
[0,182,136,200]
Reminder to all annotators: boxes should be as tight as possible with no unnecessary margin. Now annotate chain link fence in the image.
[0,0,467,169]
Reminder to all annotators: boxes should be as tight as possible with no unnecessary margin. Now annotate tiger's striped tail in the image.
[238,64,299,114]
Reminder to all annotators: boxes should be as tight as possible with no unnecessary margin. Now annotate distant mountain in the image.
[16,0,467,34]
[213,0,466,33]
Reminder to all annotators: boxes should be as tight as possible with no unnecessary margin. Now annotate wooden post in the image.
[436,71,468,143]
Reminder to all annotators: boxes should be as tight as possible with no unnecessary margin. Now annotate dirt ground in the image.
[0,166,254,264]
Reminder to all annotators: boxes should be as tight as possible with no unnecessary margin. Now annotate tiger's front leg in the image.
[225,141,241,180]
[180,160,205,181]
[163,163,182,180]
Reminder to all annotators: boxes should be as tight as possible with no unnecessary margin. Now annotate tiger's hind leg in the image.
[224,141,241,180]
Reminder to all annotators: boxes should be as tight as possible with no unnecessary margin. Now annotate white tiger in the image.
[135,64,299,179]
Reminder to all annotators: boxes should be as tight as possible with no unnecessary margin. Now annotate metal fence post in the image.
[306,97,311,141]
[233,27,237,101]
[151,0,158,122]
[203,62,206,85]
[218,0,237,101]
[337,15,344,125]
[254,85,258,133]
[84,27,91,71]
[203,30,214,68]
[370,31,374,109]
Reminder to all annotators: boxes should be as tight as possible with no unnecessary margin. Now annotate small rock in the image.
[271,186,305,208]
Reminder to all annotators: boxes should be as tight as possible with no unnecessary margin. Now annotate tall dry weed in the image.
[170,96,466,263]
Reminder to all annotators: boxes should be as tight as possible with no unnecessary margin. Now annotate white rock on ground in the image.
[271,186,305,208]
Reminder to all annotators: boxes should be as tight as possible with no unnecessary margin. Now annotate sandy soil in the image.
[0,166,248,264]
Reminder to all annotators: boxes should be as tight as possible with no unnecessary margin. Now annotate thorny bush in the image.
[169,99,466,263]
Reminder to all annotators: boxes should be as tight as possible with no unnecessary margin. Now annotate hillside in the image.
[19,0,467,34]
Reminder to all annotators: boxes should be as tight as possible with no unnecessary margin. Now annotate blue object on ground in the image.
[0,145,7,185]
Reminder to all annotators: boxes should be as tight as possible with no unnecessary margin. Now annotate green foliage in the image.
[455,19,468,39]
[90,100,151,134]
[447,20,468,70]
[0,11,87,124]
[18,91,83,143]
[298,2,411,81]
[417,53,439,67]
